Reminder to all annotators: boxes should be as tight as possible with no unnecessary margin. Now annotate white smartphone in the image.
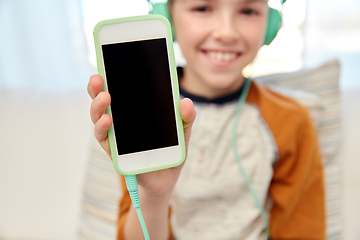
[93,15,186,175]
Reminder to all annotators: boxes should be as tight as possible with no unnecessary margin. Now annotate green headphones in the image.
[148,0,285,45]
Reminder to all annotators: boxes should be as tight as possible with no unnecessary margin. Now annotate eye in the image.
[194,6,211,12]
[241,8,258,15]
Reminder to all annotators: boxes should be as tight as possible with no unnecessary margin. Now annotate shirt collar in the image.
[177,67,244,105]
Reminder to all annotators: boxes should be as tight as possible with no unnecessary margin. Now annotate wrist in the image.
[139,185,173,204]
[138,178,177,199]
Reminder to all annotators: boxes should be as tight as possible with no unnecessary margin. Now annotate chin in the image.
[206,74,243,90]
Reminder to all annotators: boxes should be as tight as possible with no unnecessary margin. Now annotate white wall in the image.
[340,89,360,240]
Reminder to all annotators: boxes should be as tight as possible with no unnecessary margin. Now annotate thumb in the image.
[179,98,196,147]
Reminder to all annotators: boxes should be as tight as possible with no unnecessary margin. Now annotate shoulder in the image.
[247,80,310,120]
[247,80,313,134]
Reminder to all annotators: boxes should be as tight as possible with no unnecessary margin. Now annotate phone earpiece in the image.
[147,1,283,45]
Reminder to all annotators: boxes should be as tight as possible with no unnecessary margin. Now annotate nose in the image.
[212,14,240,44]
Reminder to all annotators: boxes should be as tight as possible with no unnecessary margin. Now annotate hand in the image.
[87,74,196,197]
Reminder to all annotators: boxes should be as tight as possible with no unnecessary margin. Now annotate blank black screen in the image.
[102,38,178,155]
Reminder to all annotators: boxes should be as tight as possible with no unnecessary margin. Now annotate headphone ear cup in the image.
[149,3,176,41]
[264,8,282,45]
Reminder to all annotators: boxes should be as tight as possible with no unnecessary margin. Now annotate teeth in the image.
[208,51,237,62]
[217,52,223,60]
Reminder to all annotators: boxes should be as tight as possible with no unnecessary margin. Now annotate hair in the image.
[167,0,174,8]
[166,0,174,22]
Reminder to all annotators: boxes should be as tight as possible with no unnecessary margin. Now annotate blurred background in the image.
[0,0,359,239]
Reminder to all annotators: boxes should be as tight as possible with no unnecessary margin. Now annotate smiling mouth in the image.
[203,50,241,64]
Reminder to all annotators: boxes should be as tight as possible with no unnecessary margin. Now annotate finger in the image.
[94,114,113,158]
[88,74,104,100]
[90,91,111,124]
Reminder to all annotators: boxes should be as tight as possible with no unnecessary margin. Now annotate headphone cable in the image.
[231,77,270,238]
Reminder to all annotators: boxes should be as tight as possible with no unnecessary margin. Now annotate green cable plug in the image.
[124,175,150,240]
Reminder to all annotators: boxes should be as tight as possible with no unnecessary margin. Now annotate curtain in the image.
[0,0,93,90]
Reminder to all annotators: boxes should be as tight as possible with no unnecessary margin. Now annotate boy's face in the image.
[171,0,268,98]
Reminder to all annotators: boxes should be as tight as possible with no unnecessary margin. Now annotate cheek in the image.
[241,21,267,51]
[174,18,203,56]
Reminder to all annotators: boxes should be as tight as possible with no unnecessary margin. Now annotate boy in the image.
[87,0,326,239]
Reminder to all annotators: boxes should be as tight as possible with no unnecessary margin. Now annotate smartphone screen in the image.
[102,38,179,156]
